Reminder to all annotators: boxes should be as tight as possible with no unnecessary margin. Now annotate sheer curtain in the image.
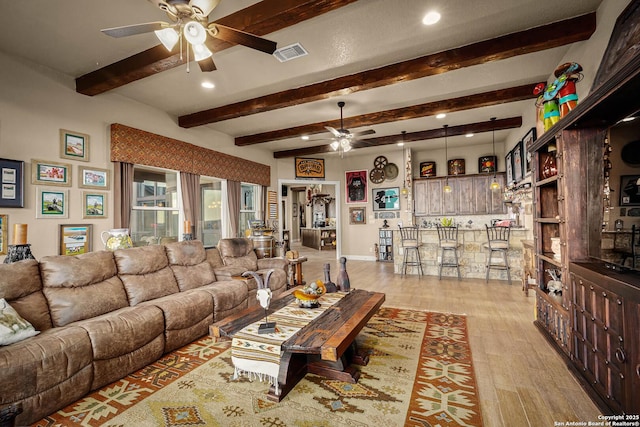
[113,162,134,229]
[227,180,241,237]
[180,172,200,235]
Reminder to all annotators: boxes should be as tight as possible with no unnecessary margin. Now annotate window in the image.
[200,177,223,247]
[130,166,180,246]
[239,183,258,237]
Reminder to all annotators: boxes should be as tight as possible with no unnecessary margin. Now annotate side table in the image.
[287,257,307,288]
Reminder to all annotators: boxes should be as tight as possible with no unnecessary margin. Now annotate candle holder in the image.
[4,244,36,263]
[183,233,194,241]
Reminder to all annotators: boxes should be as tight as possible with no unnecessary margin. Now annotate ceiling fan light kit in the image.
[101,0,277,73]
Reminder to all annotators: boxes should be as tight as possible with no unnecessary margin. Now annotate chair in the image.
[398,225,423,275]
[483,225,512,284]
[436,225,461,279]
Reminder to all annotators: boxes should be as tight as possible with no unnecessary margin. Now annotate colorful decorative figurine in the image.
[552,62,583,117]
[534,82,560,131]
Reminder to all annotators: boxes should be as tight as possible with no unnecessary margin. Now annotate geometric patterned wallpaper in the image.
[110,123,271,186]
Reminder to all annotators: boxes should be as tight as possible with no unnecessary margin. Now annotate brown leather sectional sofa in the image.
[0,238,287,425]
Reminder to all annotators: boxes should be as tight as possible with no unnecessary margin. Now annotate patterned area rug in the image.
[33,308,483,427]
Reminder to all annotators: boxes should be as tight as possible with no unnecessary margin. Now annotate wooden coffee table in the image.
[210,288,385,401]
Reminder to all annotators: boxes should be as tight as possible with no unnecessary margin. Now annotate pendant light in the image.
[489,117,501,191]
[443,125,452,193]
[400,131,409,196]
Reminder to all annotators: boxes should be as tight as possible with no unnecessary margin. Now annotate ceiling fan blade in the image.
[198,56,217,72]
[208,23,277,54]
[325,126,342,137]
[101,22,168,38]
[353,129,376,137]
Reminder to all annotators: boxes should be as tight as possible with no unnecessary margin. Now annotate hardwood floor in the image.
[290,243,602,426]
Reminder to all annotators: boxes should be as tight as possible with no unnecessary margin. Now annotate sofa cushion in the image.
[114,245,180,305]
[165,240,217,291]
[0,326,93,424]
[71,305,165,390]
[0,298,39,345]
[40,251,129,327]
[218,238,259,271]
[0,259,52,331]
[199,280,249,322]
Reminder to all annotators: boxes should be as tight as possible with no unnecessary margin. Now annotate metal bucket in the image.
[251,235,274,258]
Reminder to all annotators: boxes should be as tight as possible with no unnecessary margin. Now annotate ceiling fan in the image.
[324,101,375,154]
[101,0,277,72]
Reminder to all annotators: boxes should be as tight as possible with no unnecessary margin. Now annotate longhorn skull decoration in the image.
[242,269,276,334]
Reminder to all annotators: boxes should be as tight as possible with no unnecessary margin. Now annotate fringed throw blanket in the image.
[231,292,345,393]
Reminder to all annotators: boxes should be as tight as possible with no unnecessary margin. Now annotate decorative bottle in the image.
[323,263,337,293]
[336,257,351,292]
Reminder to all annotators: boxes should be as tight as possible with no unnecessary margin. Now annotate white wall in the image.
[0,52,278,260]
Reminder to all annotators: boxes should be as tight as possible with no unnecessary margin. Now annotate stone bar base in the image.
[393,228,531,281]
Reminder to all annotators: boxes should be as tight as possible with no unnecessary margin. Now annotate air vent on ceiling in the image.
[273,43,308,62]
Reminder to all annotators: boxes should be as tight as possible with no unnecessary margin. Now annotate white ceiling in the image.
[0,0,604,156]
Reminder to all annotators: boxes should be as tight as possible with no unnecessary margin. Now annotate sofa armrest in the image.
[213,265,245,280]
[257,257,288,271]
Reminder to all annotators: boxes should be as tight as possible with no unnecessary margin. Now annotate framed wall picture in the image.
[59,224,92,255]
[345,170,368,203]
[620,175,640,206]
[522,127,536,176]
[83,192,107,219]
[513,140,524,183]
[60,129,89,162]
[0,158,24,208]
[505,151,514,186]
[0,214,7,255]
[32,159,72,187]
[349,207,366,224]
[372,187,400,211]
[78,166,110,190]
[36,188,68,218]
[294,157,325,179]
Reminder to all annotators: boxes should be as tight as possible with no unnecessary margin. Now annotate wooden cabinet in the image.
[569,262,640,413]
[413,173,506,216]
[378,229,393,262]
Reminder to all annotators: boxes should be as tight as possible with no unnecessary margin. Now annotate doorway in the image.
[278,179,341,259]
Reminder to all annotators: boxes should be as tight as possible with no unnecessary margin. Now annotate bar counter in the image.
[392,227,531,281]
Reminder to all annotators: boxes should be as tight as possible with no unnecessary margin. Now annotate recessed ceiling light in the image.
[397,142,405,147]
[465,133,474,138]
[622,116,636,122]
[201,81,215,89]
[301,135,310,140]
[422,11,441,26]
[436,113,446,119]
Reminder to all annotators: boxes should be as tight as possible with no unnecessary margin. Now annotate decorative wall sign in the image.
[0,158,24,208]
[620,175,640,206]
[372,187,400,211]
[60,129,90,162]
[59,224,92,255]
[419,161,436,177]
[349,207,366,224]
[478,156,497,173]
[447,159,465,175]
[346,170,368,203]
[32,159,72,187]
[295,157,325,179]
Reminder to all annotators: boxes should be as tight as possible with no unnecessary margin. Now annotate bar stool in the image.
[398,225,423,275]
[436,225,461,279]
[483,225,512,284]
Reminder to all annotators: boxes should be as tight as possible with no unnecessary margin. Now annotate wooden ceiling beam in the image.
[236,83,541,146]
[76,0,357,96]
[272,116,522,158]
[179,12,595,128]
